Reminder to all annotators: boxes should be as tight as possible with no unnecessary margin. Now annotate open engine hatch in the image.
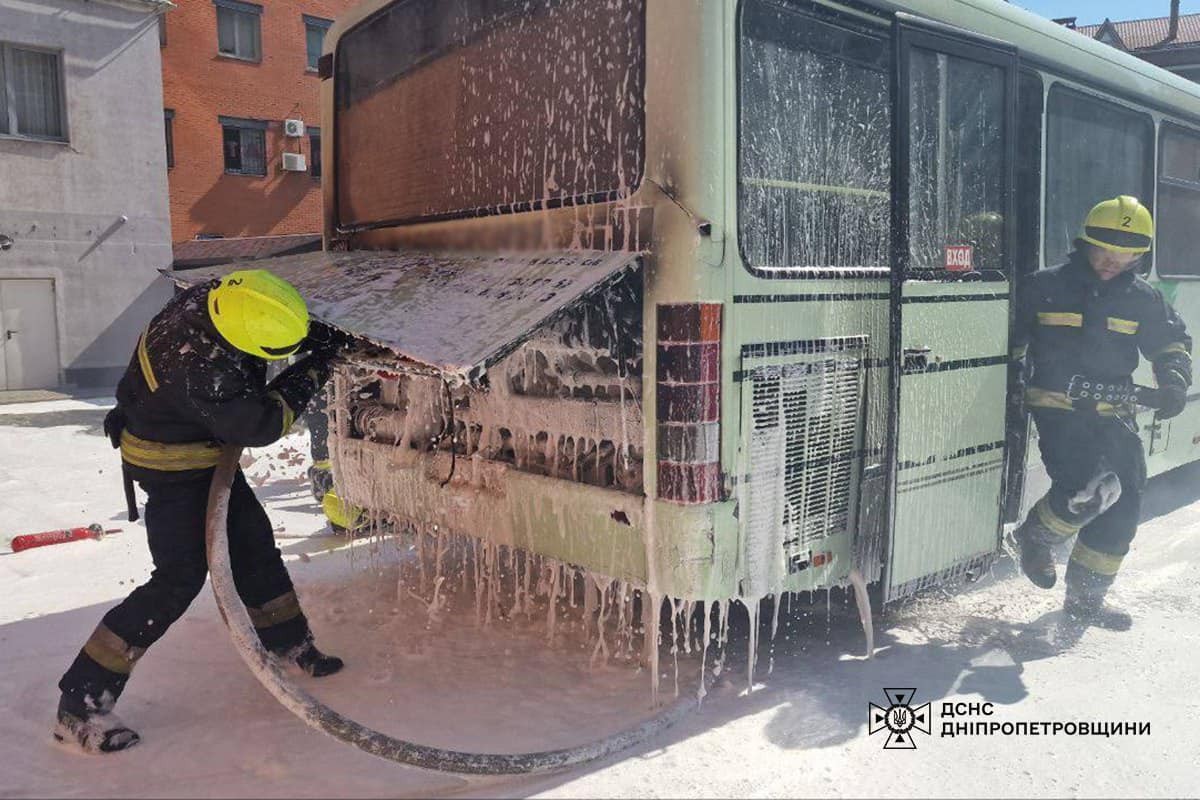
[169,249,643,384]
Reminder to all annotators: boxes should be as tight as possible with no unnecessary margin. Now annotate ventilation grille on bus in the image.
[742,339,866,591]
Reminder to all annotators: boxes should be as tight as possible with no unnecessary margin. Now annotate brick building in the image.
[160,0,357,244]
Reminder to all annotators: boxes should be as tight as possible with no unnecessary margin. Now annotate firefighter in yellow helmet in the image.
[55,269,355,753]
[1011,196,1191,631]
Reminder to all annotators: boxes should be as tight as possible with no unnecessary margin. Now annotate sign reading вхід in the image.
[945,245,974,272]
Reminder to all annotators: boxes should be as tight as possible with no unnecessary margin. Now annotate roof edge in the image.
[89,0,175,14]
[921,0,1200,109]
[1078,11,1200,32]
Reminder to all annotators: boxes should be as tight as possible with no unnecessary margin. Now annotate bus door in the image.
[884,15,1018,602]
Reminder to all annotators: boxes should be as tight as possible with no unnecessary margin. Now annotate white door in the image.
[0,279,60,390]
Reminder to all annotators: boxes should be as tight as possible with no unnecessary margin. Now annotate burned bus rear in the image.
[314,0,746,606]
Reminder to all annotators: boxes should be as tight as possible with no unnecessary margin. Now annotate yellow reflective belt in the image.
[82,623,146,675]
[120,430,221,471]
[1106,317,1139,335]
[1037,312,1083,328]
[1034,497,1081,539]
[137,330,159,393]
[312,459,332,470]
[1069,540,1124,576]
[246,591,302,629]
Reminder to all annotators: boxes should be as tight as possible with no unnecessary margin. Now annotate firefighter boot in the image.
[1013,516,1058,589]
[1063,560,1132,632]
[53,692,141,754]
[308,462,333,503]
[284,636,344,678]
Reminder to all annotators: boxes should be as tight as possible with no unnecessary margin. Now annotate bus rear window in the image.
[334,0,645,230]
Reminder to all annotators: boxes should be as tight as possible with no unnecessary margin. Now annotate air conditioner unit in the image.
[283,118,306,137]
[282,152,307,172]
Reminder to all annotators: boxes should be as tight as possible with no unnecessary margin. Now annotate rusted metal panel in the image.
[169,249,643,382]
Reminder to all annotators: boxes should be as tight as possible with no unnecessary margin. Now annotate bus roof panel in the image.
[894,0,1200,119]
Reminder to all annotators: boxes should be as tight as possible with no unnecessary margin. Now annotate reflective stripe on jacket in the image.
[1013,250,1192,411]
[113,282,330,483]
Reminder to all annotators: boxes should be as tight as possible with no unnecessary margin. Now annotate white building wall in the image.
[0,0,174,388]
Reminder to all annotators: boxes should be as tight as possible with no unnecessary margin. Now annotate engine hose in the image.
[205,445,693,775]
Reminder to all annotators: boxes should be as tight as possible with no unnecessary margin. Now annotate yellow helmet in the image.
[1079,196,1154,255]
[322,489,364,531]
[207,269,309,360]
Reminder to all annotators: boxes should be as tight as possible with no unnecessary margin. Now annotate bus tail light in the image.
[656,302,722,504]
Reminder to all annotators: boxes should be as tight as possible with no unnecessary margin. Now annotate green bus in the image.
[250,0,1200,613]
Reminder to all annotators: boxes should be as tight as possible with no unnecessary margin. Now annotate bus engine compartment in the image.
[334,268,644,498]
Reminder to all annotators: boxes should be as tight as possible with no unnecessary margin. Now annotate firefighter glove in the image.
[1157,381,1187,420]
[1155,364,1189,420]
[270,354,335,414]
[306,324,355,359]
[102,407,125,450]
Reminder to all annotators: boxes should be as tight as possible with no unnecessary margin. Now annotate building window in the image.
[308,127,321,178]
[220,116,267,176]
[304,15,332,72]
[215,0,262,62]
[164,109,175,168]
[0,43,67,141]
[1044,87,1153,266]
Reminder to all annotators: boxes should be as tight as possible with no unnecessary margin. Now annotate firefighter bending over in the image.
[1012,196,1191,630]
[55,270,354,753]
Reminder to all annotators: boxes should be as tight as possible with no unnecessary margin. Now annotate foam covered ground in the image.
[1,397,1197,797]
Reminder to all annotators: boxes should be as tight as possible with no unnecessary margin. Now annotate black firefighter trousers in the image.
[1029,407,1147,597]
[59,470,310,710]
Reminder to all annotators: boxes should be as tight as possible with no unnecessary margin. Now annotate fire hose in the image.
[204,445,694,774]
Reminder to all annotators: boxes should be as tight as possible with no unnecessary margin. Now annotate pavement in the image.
[0,386,116,406]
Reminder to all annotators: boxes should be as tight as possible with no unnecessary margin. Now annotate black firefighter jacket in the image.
[1012,250,1193,413]
[108,281,333,489]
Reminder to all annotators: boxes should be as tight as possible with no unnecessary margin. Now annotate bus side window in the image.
[1156,123,1200,278]
[1044,86,1154,267]
[1016,70,1044,275]
[738,1,891,273]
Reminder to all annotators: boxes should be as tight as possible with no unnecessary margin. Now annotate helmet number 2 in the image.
[1121,216,1133,228]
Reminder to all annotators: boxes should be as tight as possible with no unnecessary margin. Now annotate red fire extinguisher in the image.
[10,524,122,553]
